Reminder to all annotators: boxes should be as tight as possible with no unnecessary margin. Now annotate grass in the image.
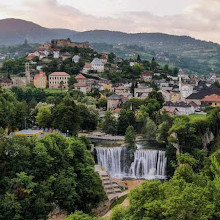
[188,114,207,120]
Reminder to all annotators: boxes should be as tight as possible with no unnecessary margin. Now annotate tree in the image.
[148,91,165,107]
[0,134,105,219]
[132,64,144,80]
[214,80,220,88]
[117,109,136,135]
[59,81,64,93]
[97,96,107,109]
[125,126,136,148]
[52,97,80,136]
[103,110,117,135]
[36,106,52,128]
[156,121,171,144]
[142,117,157,140]
[68,76,77,89]
[137,54,141,62]
[0,87,27,132]
[78,104,98,131]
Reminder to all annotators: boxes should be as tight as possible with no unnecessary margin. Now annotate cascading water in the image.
[96,146,167,179]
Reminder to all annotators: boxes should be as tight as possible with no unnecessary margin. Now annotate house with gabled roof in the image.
[82,63,93,73]
[91,58,104,72]
[107,94,128,110]
[201,94,220,107]
[72,55,80,63]
[0,77,13,88]
[75,74,86,84]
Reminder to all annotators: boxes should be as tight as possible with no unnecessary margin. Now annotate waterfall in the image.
[96,146,167,179]
[96,147,124,178]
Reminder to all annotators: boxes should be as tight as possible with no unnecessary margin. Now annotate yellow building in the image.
[34,71,47,88]
[102,82,112,90]
[170,92,181,103]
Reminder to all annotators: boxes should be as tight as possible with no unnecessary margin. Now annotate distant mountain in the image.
[0,18,78,45]
[71,31,220,75]
[0,18,220,74]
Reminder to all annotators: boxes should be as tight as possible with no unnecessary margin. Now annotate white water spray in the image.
[96,146,167,179]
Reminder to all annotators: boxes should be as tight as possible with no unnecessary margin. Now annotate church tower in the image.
[25,62,30,85]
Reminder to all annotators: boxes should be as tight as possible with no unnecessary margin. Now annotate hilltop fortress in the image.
[36,38,90,51]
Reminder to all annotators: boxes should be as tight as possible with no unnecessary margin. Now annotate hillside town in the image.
[1,0,220,218]
[1,38,220,119]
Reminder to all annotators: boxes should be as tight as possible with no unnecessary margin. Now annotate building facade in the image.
[91,58,104,72]
[34,71,47,88]
[49,72,70,89]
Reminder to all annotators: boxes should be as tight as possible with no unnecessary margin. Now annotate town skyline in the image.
[0,0,219,43]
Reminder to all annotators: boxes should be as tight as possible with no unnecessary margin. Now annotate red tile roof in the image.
[114,108,121,114]
[201,94,220,102]
[75,74,86,79]
[34,71,46,80]
[74,82,86,87]
[50,72,69,76]
[84,63,92,68]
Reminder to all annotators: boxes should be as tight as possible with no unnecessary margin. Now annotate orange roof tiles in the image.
[114,108,121,114]
[75,74,86,79]
[74,82,86,87]
[34,71,46,80]
[50,72,69,76]
[201,94,220,102]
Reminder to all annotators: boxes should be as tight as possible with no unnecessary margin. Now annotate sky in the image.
[0,0,219,43]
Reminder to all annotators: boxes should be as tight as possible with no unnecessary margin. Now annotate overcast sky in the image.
[0,0,219,43]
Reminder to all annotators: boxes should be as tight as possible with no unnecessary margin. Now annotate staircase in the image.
[95,165,123,203]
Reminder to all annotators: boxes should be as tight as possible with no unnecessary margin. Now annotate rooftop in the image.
[76,74,86,79]
[201,94,220,102]
[74,82,86,87]
[15,130,43,136]
[108,93,122,100]
[0,77,12,83]
[164,101,191,108]
[50,72,69,76]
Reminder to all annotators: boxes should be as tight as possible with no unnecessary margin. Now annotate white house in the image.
[179,77,193,100]
[53,51,60,59]
[82,63,93,73]
[74,82,87,94]
[160,90,171,102]
[91,58,104,72]
[72,55,80,63]
[129,61,137,67]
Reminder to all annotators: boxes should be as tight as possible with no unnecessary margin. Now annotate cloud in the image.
[0,0,219,43]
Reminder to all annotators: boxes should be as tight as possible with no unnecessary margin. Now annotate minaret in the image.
[25,62,30,85]
[179,76,182,92]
